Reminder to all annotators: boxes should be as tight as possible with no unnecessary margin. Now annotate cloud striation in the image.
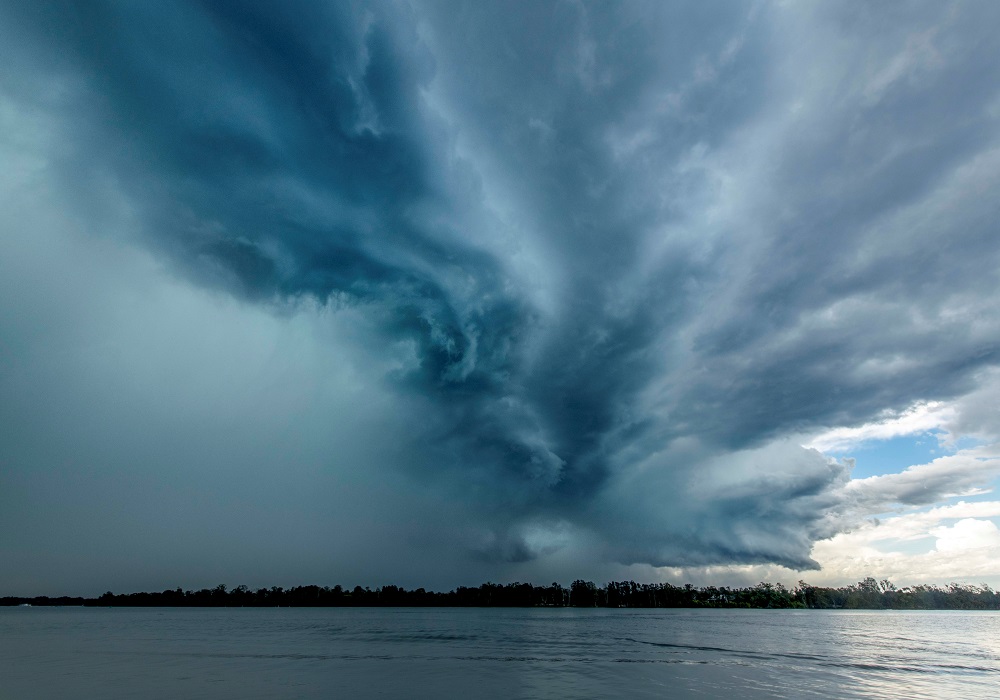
[2,0,1000,590]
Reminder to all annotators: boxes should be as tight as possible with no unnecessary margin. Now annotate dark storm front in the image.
[2,608,998,699]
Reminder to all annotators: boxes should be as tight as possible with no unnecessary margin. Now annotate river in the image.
[1,607,997,698]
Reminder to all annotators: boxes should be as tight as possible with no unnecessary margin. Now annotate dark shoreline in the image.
[4,578,999,610]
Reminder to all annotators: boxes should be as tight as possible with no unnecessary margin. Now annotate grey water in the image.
[1,607,998,699]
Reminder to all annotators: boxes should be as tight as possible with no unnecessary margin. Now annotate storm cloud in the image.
[2,1,1000,592]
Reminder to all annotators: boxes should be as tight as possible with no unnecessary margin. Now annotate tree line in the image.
[4,577,1000,609]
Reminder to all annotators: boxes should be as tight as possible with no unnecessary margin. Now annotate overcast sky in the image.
[2,1,1000,596]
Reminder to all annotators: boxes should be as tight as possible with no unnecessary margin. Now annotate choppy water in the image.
[1,607,998,698]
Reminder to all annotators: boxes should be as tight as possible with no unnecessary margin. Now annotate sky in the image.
[1,0,999,596]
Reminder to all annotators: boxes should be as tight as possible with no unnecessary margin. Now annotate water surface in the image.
[1,607,997,698]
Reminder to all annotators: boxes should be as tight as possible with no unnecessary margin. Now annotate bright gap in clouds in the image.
[791,402,1000,588]
[828,433,947,479]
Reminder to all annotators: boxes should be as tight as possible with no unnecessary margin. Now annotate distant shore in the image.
[4,578,999,610]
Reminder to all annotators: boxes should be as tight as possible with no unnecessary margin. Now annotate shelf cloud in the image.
[2,1,999,592]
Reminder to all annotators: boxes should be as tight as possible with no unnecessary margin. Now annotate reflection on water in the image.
[1,607,997,699]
